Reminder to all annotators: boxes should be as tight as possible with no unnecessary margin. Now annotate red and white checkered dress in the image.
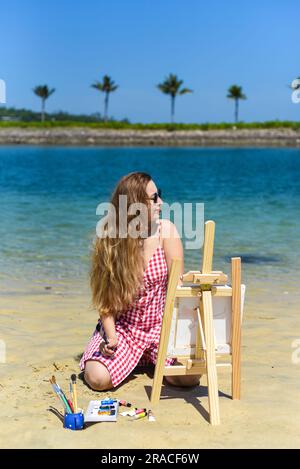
[79,234,175,387]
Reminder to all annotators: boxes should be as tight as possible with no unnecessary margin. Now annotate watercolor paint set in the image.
[49,376,153,428]
[84,398,120,422]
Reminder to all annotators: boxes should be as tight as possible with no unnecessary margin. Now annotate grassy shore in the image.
[1,120,300,129]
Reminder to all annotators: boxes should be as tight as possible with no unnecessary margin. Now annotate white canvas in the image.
[167,284,246,356]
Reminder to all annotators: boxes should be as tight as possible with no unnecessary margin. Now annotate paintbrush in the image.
[71,374,78,413]
[69,381,74,412]
[52,375,69,402]
[49,378,69,412]
[50,376,72,413]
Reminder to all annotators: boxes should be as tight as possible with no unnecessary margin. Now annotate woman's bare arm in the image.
[161,219,184,286]
[100,313,118,356]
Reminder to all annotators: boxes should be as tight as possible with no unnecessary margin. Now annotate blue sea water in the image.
[0,146,299,308]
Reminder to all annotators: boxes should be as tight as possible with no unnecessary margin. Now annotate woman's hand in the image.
[99,313,118,357]
[99,335,118,357]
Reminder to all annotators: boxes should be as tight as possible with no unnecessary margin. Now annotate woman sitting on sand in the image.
[80,171,200,390]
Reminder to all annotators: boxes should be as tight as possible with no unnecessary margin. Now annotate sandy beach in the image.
[1,276,300,449]
[1,127,300,147]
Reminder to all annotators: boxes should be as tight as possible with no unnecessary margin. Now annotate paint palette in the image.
[84,399,119,422]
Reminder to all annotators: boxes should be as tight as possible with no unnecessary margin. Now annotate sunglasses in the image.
[148,188,162,204]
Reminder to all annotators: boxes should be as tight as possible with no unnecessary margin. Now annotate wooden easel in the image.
[150,220,242,425]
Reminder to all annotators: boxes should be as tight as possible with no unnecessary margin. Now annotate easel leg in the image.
[151,332,169,406]
[231,257,241,400]
[202,290,220,425]
[150,259,182,406]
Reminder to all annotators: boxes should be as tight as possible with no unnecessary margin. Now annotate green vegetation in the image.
[0,74,298,130]
[1,73,298,128]
[91,75,118,122]
[227,85,247,123]
[0,116,299,131]
[0,106,108,123]
[157,74,192,123]
[33,85,55,122]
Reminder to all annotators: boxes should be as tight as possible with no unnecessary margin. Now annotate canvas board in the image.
[167,284,246,356]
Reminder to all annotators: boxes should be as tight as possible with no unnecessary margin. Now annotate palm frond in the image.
[227,84,247,100]
[179,88,193,95]
[91,75,119,93]
[157,73,192,97]
[33,85,55,99]
[91,82,104,91]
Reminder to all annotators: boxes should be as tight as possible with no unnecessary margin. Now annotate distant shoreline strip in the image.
[1,128,300,147]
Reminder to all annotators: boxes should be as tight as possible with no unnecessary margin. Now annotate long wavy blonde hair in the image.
[90,171,153,318]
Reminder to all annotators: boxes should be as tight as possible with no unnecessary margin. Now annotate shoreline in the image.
[1,127,300,146]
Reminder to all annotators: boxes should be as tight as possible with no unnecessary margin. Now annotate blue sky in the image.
[1,0,299,122]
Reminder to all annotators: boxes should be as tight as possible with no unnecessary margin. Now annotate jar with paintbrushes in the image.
[49,374,84,430]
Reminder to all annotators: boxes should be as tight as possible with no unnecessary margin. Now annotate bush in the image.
[0,118,300,130]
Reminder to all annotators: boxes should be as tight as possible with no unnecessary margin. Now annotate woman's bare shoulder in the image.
[160,219,184,271]
[160,219,181,241]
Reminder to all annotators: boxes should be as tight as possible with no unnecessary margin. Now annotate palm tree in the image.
[227,85,247,123]
[157,73,192,123]
[33,85,55,122]
[91,75,118,122]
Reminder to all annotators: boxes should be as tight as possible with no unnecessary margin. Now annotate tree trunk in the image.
[171,96,175,123]
[41,98,45,122]
[104,92,109,122]
[235,98,239,123]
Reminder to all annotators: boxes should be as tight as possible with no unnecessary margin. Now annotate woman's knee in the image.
[84,361,113,391]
